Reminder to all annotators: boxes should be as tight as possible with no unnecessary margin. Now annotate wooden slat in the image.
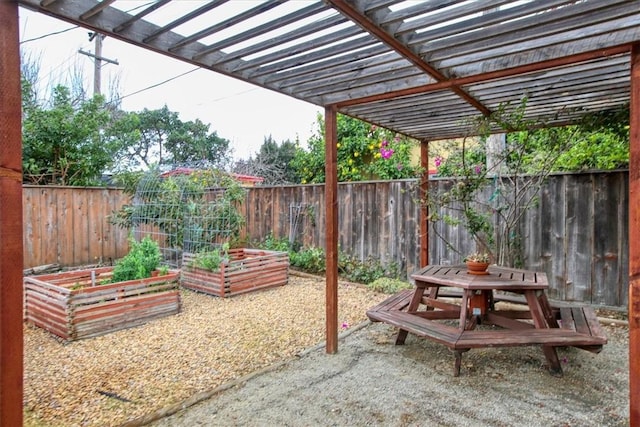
[367,289,413,314]
[367,310,460,346]
[455,328,606,349]
[181,250,289,298]
[24,268,181,341]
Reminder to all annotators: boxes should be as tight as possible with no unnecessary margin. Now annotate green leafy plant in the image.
[190,243,230,272]
[366,277,412,294]
[111,236,162,282]
[464,252,490,263]
[290,246,326,274]
[291,113,420,183]
[338,253,401,283]
[111,168,247,251]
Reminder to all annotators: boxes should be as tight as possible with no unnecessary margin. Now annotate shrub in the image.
[366,277,412,294]
[290,247,326,274]
[111,236,162,282]
[190,243,230,272]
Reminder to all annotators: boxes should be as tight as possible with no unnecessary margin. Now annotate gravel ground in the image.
[24,273,629,427]
[24,273,387,427]
[149,322,629,427]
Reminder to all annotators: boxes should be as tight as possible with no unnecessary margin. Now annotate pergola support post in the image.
[629,42,640,427]
[420,140,429,267]
[324,105,338,354]
[0,1,24,425]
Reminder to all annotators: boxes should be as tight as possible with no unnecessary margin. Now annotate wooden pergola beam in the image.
[327,0,490,116]
[0,1,24,425]
[336,44,632,109]
[324,105,338,353]
[629,42,640,427]
[420,140,429,268]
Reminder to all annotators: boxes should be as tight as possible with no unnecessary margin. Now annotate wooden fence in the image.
[22,186,130,269]
[21,171,629,307]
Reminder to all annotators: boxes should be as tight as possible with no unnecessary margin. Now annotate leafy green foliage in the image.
[290,247,326,274]
[430,99,629,267]
[233,136,301,184]
[111,168,246,250]
[108,106,232,172]
[256,234,401,282]
[190,243,230,271]
[111,236,162,282]
[338,253,401,283]
[291,113,420,183]
[22,85,116,185]
[436,105,629,177]
[366,277,412,294]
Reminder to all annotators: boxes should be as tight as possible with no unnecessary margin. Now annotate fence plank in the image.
[22,172,630,307]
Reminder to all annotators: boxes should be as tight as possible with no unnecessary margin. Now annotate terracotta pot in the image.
[466,260,490,275]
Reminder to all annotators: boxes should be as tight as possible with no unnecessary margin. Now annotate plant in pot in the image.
[464,252,491,275]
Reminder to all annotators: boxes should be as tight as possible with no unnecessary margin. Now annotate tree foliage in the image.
[233,135,300,184]
[109,106,232,172]
[22,84,116,185]
[291,113,420,183]
[430,99,630,267]
[435,103,629,177]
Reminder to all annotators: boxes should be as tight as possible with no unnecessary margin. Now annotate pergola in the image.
[1,1,639,424]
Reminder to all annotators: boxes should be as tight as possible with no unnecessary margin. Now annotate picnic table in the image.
[367,264,607,376]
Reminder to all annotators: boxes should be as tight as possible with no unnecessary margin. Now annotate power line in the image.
[20,25,79,44]
[112,67,201,103]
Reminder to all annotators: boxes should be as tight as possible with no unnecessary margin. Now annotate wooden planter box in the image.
[181,248,289,297]
[24,267,181,341]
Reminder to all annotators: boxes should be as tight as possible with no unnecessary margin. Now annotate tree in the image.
[22,84,116,185]
[110,106,232,171]
[233,135,300,184]
[429,99,629,267]
[291,113,420,184]
[164,117,231,168]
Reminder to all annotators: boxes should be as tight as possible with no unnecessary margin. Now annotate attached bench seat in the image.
[366,290,608,375]
[367,308,606,350]
[367,289,413,314]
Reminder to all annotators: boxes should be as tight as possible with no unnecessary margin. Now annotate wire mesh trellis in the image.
[130,167,246,268]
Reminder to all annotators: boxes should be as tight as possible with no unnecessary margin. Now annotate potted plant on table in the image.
[464,252,491,275]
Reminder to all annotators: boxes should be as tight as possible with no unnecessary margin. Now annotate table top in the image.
[410,264,548,291]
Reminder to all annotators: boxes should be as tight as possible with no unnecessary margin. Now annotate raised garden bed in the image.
[24,266,181,341]
[181,248,289,297]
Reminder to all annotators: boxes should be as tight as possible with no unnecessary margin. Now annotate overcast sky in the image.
[18,7,322,161]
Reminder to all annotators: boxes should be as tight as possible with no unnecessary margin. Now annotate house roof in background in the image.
[17,0,640,140]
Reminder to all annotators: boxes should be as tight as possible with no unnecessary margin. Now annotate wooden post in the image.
[0,1,24,425]
[325,105,338,353]
[420,140,430,267]
[629,42,640,427]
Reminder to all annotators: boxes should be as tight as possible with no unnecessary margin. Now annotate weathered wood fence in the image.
[21,171,629,307]
[22,186,130,268]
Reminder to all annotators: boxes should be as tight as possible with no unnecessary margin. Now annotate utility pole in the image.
[79,32,118,96]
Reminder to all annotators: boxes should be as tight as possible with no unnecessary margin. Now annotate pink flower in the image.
[434,156,443,167]
[380,147,394,159]
[341,321,349,329]
[474,165,482,174]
